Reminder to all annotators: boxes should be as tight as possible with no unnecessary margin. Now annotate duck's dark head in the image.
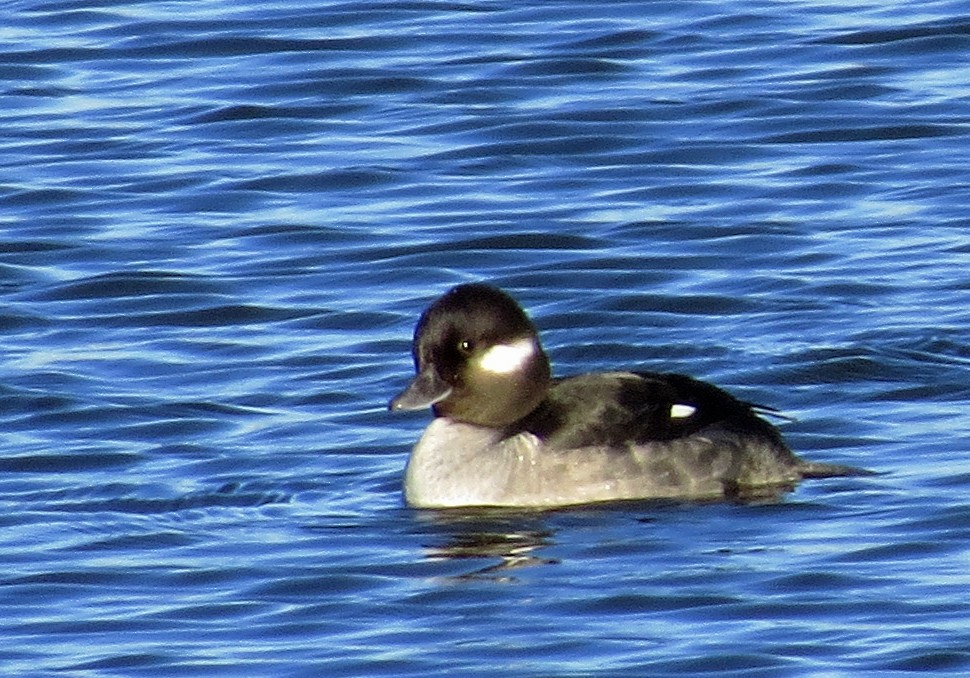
[389,283,551,428]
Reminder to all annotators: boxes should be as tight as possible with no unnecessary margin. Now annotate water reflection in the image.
[408,486,809,580]
[414,510,559,580]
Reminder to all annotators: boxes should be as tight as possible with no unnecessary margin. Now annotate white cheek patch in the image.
[670,403,696,419]
[478,338,536,375]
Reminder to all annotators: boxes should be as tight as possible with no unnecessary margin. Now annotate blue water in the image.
[2,0,969,675]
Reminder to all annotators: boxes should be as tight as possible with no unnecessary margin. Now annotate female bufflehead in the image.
[390,283,868,508]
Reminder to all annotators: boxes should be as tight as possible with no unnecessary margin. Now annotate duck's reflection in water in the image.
[408,489,806,580]
[415,509,559,580]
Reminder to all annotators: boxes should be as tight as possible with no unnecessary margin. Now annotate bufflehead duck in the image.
[390,283,868,508]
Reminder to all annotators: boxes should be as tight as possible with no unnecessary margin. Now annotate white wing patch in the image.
[670,403,696,419]
[478,338,535,374]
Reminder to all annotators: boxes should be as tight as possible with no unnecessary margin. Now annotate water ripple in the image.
[1,0,968,675]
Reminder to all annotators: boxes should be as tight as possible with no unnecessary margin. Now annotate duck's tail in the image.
[798,460,876,479]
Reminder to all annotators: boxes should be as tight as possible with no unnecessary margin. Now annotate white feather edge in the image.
[669,403,696,419]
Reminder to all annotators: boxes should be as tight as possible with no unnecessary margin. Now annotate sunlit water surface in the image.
[1,1,968,675]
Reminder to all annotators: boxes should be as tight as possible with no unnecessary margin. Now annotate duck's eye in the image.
[457,339,474,355]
